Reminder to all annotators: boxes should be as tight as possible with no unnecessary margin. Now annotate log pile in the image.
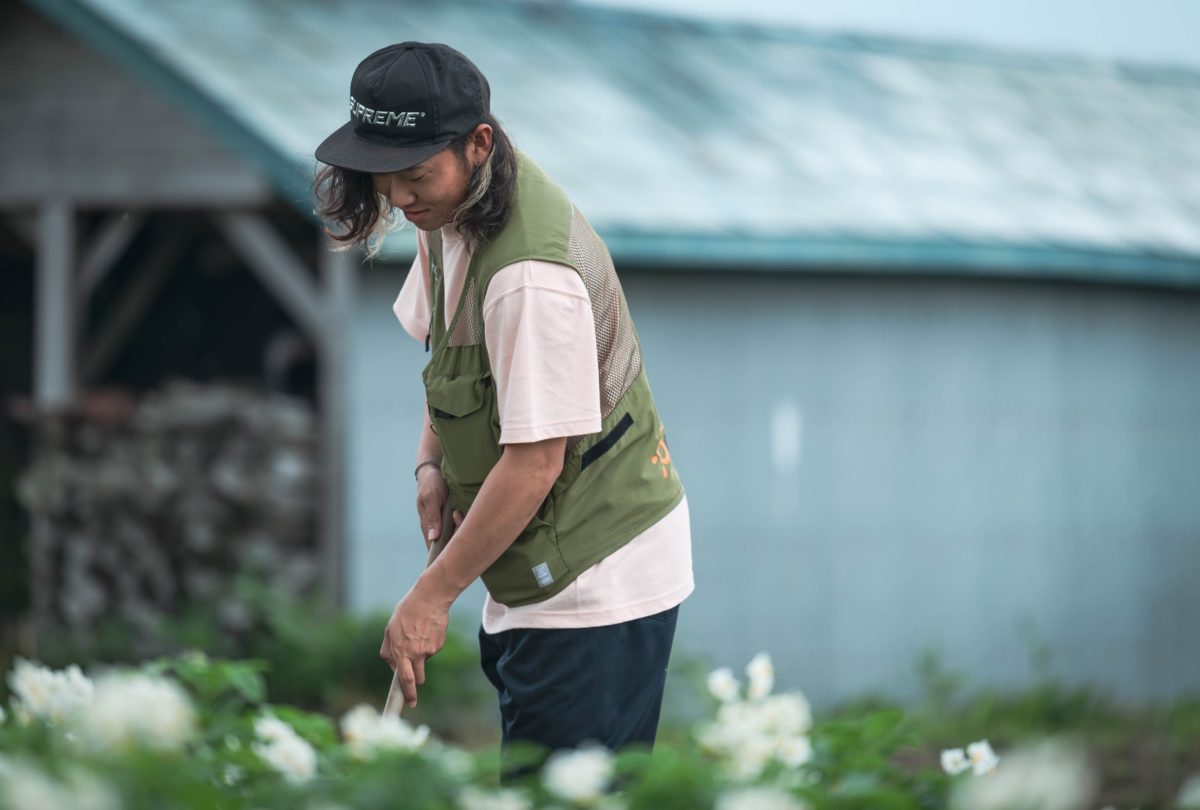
[16,382,319,638]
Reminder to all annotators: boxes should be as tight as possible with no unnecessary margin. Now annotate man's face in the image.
[372,125,491,232]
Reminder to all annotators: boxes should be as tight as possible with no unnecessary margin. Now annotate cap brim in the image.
[315,121,453,173]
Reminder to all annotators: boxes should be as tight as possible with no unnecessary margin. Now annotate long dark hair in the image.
[314,114,519,256]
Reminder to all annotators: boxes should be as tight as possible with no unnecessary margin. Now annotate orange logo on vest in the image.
[650,424,671,479]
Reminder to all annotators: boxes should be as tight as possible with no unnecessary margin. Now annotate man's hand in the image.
[379,581,452,708]
[416,465,449,549]
[388,437,564,707]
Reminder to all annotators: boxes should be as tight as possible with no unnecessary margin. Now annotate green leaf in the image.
[223,662,267,705]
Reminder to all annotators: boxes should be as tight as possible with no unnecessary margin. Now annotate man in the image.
[314,42,693,764]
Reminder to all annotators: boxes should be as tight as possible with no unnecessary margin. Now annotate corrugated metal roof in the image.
[26,0,1200,284]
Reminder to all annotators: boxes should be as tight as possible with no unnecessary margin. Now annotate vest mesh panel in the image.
[448,275,485,347]
[566,205,643,449]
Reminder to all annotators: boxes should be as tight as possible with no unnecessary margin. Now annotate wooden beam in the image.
[211,212,326,342]
[34,201,76,407]
[81,225,189,384]
[77,211,147,300]
[317,238,358,607]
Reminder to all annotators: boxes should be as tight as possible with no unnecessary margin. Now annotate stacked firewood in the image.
[16,382,319,638]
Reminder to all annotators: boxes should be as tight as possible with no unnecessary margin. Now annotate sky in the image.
[583,0,1200,68]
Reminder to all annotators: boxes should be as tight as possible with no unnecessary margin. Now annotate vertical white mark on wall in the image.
[770,399,803,475]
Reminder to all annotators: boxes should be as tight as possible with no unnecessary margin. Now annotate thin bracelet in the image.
[413,459,441,480]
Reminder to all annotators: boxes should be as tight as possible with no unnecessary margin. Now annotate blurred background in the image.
[2,0,1200,799]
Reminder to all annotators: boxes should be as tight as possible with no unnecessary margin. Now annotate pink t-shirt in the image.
[394,226,693,632]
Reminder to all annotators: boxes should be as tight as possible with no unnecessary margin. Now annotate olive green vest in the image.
[422,154,684,607]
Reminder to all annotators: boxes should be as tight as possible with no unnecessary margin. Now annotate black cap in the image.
[315,42,490,173]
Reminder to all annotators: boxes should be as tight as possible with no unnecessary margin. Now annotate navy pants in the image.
[478,605,679,777]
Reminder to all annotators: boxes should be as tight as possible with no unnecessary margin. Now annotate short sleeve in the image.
[483,261,603,444]
[392,229,430,343]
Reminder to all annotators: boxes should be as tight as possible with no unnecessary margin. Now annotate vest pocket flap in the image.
[426,373,491,419]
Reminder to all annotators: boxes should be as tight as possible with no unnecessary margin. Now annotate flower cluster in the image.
[716,785,808,810]
[7,659,93,725]
[5,658,197,755]
[698,653,814,780]
[542,745,614,803]
[0,651,1047,810]
[82,672,196,752]
[457,785,532,810]
[252,714,317,785]
[941,739,1000,776]
[339,704,430,760]
[949,739,1094,810]
[0,758,118,810]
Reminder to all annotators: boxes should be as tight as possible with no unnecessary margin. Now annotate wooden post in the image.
[34,201,76,406]
[32,200,76,639]
[318,238,356,607]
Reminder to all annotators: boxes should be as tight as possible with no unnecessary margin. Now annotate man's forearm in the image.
[416,402,441,466]
[416,438,564,607]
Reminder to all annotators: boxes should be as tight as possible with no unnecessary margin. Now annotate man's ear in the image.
[468,123,494,167]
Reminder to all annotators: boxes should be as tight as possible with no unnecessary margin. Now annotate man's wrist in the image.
[415,561,464,609]
[414,459,442,480]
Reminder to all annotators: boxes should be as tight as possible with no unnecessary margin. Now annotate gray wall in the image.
[0,3,268,207]
[348,265,1200,706]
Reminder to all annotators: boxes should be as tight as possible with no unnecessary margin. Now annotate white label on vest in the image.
[532,562,554,588]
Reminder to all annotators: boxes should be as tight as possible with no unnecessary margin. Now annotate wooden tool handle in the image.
[382,498,456,718]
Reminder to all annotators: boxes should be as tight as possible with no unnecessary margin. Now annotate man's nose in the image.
[380,176,416,207]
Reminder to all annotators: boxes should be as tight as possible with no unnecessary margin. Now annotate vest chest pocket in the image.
[425,372,503,493]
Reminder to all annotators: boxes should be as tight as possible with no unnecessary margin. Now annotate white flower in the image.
[542,745,613,803]
[941,748,971,775]
[951,739,1095,810]
[730,735,778,781]
[716,786,807,810]
[436,743,476,781]
[708,668,741,703]
[0,759,118,810]
[80,672,196,752]
[254,715,296,745]
[745,653,775,701]
[0,760,64,810]
[253,714,317,785]
[700,690,813,780]
[776,735,814,768]
[220,764,243,787]
[256,732,317,785]
[762,693,812,737]
[700,656,814,781]
[966,739,1000,776]
[339,704,430,760]
[1179,774,1200,808]
[458,785,532,810]
[8,659,93,725]
[12,705,32,727]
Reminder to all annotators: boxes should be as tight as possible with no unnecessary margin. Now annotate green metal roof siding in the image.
[24,0,1200,286]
